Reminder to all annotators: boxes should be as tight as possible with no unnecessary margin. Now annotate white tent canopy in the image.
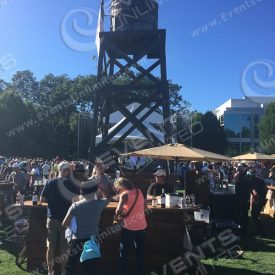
[96,103,165,144]
[108,103,163,124]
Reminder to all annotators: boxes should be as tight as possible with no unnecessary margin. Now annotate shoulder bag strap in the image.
[123,189,139,218]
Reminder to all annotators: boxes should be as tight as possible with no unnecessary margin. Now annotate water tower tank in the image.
[111,0,158,32]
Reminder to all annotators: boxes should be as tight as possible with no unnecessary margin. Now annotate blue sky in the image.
[0,0,274,112]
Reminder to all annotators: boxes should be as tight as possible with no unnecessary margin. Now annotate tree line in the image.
[0,70,253,159]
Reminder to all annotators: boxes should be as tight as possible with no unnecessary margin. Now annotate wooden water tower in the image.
[90,0,172,157]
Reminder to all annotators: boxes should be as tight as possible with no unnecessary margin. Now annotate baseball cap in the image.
[153,169,167,177]
[81,181,98,195]
[58,162,70,172]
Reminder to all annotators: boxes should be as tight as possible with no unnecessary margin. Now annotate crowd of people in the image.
[176,160,274,187]
[0,157,149,275]
[179,160,275,235]
[0,156,275,274]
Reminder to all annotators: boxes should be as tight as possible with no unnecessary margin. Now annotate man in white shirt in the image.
[30,162,40,186]
[42,161,51,179]
[129,156,138,169]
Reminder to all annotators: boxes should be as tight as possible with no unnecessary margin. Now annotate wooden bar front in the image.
[14,201,198,274]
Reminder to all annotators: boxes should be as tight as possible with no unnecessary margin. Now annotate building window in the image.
[253,114,260,138]
[227,142,253,156]
[226,143,240,157]
[220,115,224,126]
[224,113,252,138]
[254,114,260,124]
[254,125,259,138]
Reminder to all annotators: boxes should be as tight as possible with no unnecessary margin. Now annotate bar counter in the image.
[14,201,201,274]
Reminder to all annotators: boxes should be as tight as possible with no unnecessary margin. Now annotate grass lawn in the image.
[202,214,275,275]
[0,244,28,275]
[1,215,275,275]
[202,236,275,274]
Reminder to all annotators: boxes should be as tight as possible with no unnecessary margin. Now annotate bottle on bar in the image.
[116,170,120,180]
[186,195,190,208]
[181,196,186,209]
[152,190,157,207]
[32,186,39,206]
[16,192,21,205]
[161,188,166,208]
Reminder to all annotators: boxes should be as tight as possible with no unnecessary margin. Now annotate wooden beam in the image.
[94,104,147,152]
[113,59,138,82]
[106,40,161,85]
[133,59,161,84]
[159,30,172,144]
[113,100,163,145]
[109,102,162,150]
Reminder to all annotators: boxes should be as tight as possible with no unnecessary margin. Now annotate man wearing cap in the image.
[147,169,174,200]
[8,163,28,197]
[41,162,80,275]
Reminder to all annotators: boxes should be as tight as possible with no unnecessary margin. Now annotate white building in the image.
[214,96,274,156]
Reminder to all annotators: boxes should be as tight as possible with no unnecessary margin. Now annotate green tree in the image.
[1,70,189,159]
[0,91,38,156]
[36,74,77,158]
[0,80,8,92]
[110,74,189,112]
[69,75,97,112]
[11,70,39,101]
[192,111,227,154]
[168,81,190,112]
[259,102,275,154]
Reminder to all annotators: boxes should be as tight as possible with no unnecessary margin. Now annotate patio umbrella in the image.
[232,152,275,161]
[122,143,231,162]
[268,154,275,161]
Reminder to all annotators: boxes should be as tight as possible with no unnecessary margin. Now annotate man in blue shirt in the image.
[41,162,80,275]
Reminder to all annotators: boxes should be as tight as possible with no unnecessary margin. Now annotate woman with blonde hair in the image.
[115,178,148,275]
